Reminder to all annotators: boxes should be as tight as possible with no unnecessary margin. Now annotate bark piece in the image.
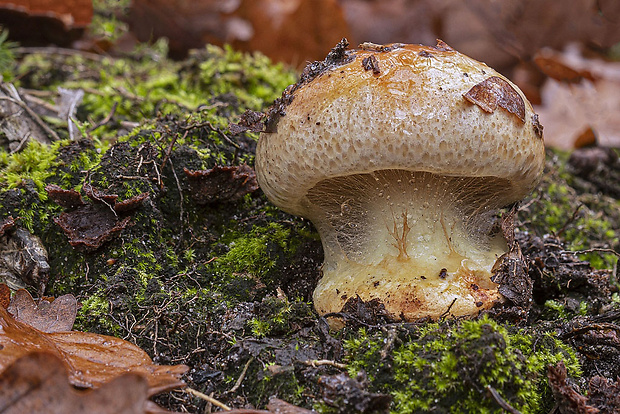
[184,164,258,204]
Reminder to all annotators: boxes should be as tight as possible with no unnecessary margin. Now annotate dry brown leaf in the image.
[128,0,349,64]
[0,352,148,414]
[6,289,77,333]
[0,306,188,396]
[534,46,620,149]
[0,284,9,310]
[230,0,350,67]
[0,0,92,48]
[1,0,93,27]
[464,0,620,63]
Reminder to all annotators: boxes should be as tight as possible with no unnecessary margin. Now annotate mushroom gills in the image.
[304,169,510,319]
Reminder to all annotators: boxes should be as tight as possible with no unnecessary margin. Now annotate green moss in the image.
[0,28,17,81]
[248,296,315,338]
[525,153,619,271]
[76,294,121,334]
[0,140,59,197]
[345,316,580,413]
[216,223,290,274]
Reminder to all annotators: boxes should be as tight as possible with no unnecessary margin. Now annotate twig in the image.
[556,204,583,237]
[14,46,107,61]
[486,385,522,414]
[10,133,31,154]
[229,357,253,393]
[185,388,231,411]
[88,101,118,133]
[301,359,347,369]
[571,248,620,258]
[161,130,187,170]
[439,298,458,320]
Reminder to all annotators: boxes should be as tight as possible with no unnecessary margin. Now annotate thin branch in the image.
[571,248,620,258]
[185,388,231,411]
[301,359,347,369]
[229,357,254,393]
[14,46,107,61]
[486,385,522,414]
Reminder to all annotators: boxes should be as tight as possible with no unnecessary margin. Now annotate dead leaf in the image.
[0,0,92,48]
[0,284,9,310]
[7,289,77,333]
[128,0,349,65]
[0,220,50,293]
[534,49,595,84]
[534,46,620,149]
[464,0,620,63]
[229,0,350,67]
[0,306,188,396]
[0,352,148,414]
[548,361,600,414]
[463,76,526,123]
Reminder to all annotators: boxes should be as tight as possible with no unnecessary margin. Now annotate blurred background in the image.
[0,0,619,149]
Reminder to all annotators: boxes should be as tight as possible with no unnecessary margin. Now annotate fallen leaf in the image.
[7,289,77,333]
[534,46,620,149]
[229,0,351,67]
[534,49,595,84]
[463,0,620,62]
[0,352,149,414]
[0,219,50,293]
[0,306,188,396]
[548,361,597,414]
[0,284,9,309]
[128,0,349,65]
[0,0,92,48]
[463,76,526,123]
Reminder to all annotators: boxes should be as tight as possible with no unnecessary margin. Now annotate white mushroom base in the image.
[305,170,510,321]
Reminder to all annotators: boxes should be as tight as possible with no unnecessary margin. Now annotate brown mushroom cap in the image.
[255,41,545,322]
[256,42,545,217]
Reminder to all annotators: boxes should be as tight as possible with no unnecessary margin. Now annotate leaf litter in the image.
[0,286,188,412]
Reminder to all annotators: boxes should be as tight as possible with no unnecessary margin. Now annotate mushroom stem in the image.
[304,169,509,320]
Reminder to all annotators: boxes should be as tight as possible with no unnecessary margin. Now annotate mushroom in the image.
[255,40,545,321]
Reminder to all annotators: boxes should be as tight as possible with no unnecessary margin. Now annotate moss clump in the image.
[0,140,59,197]
[345,316,580,413]
[524,153,619,271]
[248,296,315,338]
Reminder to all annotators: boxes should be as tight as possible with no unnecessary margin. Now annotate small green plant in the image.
[0,28,17,80]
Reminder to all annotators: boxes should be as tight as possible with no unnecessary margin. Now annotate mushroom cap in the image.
[256,42,545,217]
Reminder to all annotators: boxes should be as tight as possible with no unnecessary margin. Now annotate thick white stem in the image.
[303,170,509,320]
